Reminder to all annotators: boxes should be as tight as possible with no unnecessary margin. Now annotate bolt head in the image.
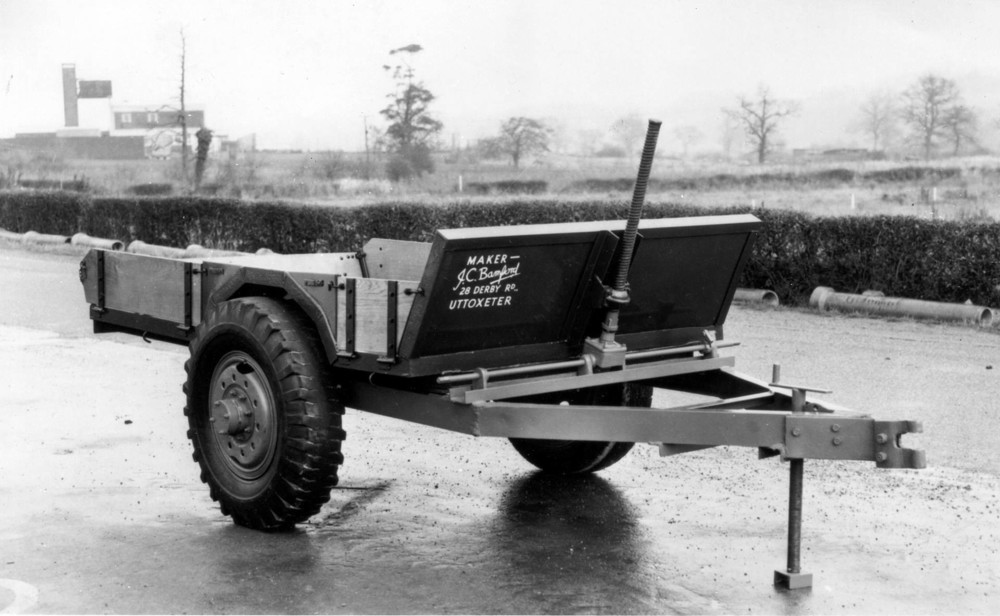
[876,452,888,462]
[791,428,802,437]
[875,433,889,444]
[831,424,841,433]
[832,437,843,446]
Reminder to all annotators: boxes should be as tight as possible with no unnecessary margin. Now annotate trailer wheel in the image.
[509,383,653,474]
[184,297,344,530]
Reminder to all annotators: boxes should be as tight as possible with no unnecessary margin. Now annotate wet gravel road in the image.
[1,245,998,614]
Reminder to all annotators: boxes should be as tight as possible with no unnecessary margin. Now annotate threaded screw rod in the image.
[612,119,662,296]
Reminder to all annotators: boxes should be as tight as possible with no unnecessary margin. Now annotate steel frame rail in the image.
[340,360,924,590]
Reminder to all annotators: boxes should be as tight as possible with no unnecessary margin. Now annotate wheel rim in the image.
[208,351,278,481]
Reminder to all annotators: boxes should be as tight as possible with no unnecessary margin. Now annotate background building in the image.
[111,104,207,158]
[1,63,217,160]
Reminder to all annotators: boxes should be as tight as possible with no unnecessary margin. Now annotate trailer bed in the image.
[81,214,761,377]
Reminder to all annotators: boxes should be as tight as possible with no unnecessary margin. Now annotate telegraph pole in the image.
[179,30,189,184]
[364,115,370,178]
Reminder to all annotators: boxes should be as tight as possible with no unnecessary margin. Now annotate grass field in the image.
[3,148,1000,221]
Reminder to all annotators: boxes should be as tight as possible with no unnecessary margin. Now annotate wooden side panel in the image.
[363,239,432,281]
[102,252,196,323]
[335,277,418,355]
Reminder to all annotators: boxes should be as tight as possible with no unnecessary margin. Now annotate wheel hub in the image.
[208,354,277,479]
[213,395,253,436]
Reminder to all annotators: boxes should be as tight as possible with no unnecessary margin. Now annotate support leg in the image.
[774,459,813,589]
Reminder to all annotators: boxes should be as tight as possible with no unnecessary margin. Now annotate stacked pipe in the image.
[126,241,272,259]
[810,286,994,327]
[23,231,70,245]
[1,228,125,250]
[126,241,251,259]
[0,228,23,242]
[734,288,780,307]
[71,233,124,251]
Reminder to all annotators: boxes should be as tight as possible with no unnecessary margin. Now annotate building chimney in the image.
[62,64,78,127]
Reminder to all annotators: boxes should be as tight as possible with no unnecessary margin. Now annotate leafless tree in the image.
[854,91,897,153]
[723,85,797,163]
[673,125,704,158]
[899,74,961,160]
[942,104,979,156]
[497,117,552,169]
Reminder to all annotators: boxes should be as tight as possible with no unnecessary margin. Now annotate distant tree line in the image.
[469,74,987,169]
[374,45,992,180]
[721,74,984,164]
[857,74,981,160]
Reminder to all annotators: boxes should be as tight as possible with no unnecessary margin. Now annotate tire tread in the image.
[184,296,344,530]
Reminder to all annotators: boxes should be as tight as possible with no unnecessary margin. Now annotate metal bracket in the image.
[582,333,628,368]
[377,280,399,365]
[781,415,926,468]
[775,568,813,590]
[769,382,832,413]
[699,329,718,358]
[178,261,193,332]
[355,250,369,278]
[603,283,630,306]
[95,250,107,314]
[874,420,926,469]
[658,443,714,457]
[472,367,489,391]
[337,277,357,358]
[784,415,870,461]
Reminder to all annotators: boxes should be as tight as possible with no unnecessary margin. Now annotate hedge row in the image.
[570,166,965,193]
[465,180,547,195]
[17,178,90,192]
[128,183,174,196]
[2,191,998,307]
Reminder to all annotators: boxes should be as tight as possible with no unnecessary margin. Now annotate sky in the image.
[2,0,1000,153]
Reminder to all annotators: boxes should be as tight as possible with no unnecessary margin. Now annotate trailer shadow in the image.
[487,471,657,612]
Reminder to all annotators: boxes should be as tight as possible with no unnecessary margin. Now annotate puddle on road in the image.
[307,481,393,529]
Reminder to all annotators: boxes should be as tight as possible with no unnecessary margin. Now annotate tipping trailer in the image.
[79,123,924,589]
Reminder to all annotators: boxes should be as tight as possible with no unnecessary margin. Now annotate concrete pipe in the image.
[183,244,250,258]
[734,288,780,307]
[23,231,71,245]
[126,240,189,259]
[71,233,124,251]
[810,286,994,327]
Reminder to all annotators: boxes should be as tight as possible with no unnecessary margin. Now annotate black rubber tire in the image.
[183,297,344,530]
[509,383,653,474]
